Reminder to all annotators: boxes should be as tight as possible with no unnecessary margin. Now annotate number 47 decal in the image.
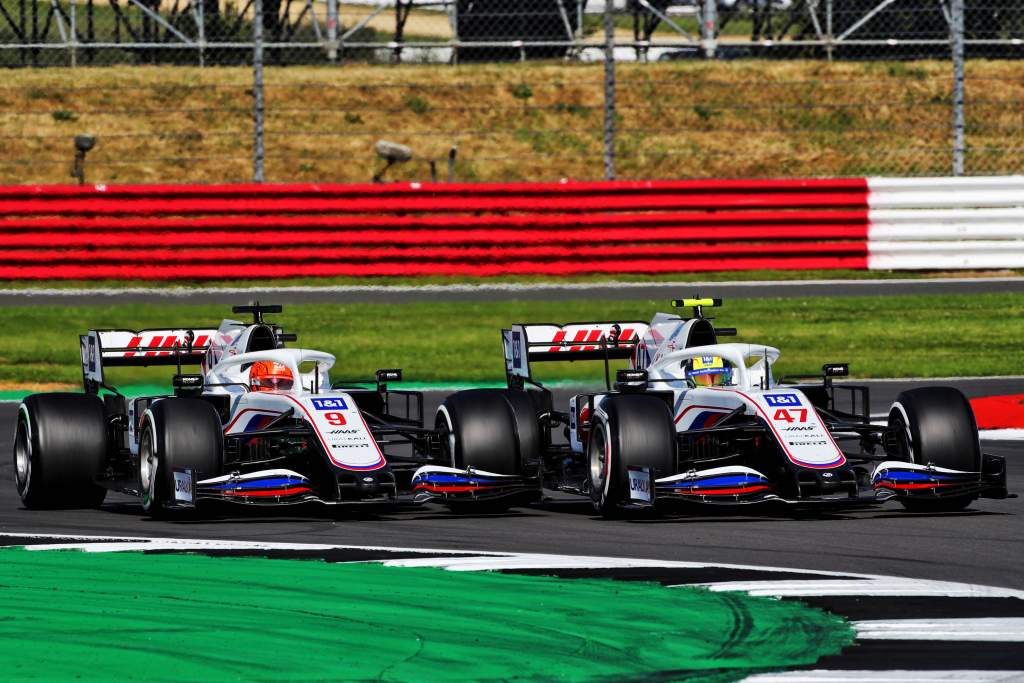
[773,408,808,423]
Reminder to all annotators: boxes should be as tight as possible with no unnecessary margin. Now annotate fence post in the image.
[327,0,339,62]
[825,0,834,62]
[702,0,717,59]
[603,0,616,181]
[951,0,965,176]
[70,0,77,67]
[197,0,205,67]
[253,0,266,183]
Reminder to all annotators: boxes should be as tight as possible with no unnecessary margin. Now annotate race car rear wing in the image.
[503,322,649,381]
[80,328,219,388]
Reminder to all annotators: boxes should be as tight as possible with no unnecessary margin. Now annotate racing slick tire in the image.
[588,394,675,519]
[14,393,108,509]
[435,389,541,513]
[139,398,223,518]
[888,387,981,513]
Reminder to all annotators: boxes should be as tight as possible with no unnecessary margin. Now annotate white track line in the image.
[854,618,1024,642]
[742,672,1024,682]
[687,579,1024,600]
[6,533,1023,601]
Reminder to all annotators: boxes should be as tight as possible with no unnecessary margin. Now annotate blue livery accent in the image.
[243,414,277,432]
[689,411,728,429]
[661,474,766,489]
[311,397,349,411]
[873,469,954,483]
[414,473,506,485]
[205,477,307,490]
[764,393,801,407]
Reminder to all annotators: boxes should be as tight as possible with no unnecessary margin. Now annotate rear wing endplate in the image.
[80,328,219,387]
[502,322,649,380]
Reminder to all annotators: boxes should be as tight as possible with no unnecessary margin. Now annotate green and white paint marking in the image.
[0,536,853,682]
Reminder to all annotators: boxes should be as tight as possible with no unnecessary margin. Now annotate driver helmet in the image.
[685,355,733,387]
[249,360,294,392]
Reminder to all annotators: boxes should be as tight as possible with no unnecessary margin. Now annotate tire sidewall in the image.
[889,401,916,463]
[139,410,161,513]
[435,404,458,468]
[588,413,616,512]
[14,403,35,502]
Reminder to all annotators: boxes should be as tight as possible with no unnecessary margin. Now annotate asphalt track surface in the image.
[1,378,1020,591]
[3,276,1024,305]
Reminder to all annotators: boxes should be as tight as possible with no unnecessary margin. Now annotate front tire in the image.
[139,398,223,517]
[888,387,981,512]
[435,389,541,513]
[14,394,108,510]
[589,394,675,518]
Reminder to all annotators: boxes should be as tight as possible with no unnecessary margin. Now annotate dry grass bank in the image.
[1,60,1020,185]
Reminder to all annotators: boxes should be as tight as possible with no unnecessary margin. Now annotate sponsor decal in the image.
[87,336,97,372]
[788,440,829,446]
[311,397,349,411]
[173,469,193,504]
[122,334,210,358]
[782,425,817,432]
[764,393,801,407]
[328,429,361,435]
[628,467,652,503]
[547,327,636,353]
[331,443,370,449]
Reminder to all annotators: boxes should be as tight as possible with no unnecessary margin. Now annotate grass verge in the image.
[3,59,1019,184]
[1,293,1020,389]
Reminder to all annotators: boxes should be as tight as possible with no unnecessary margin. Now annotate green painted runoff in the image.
[0,548,852,682]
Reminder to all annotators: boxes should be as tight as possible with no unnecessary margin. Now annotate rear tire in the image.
[139,398,223,517]
[435,389,541,513]
[14,393,108,510]
[888,387,980,512]
[588,394,675,518]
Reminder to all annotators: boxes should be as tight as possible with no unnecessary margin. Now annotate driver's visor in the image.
[253,376,294,391]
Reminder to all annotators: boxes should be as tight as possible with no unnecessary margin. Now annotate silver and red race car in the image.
[415,298,1011,516]
[14,304,444,516]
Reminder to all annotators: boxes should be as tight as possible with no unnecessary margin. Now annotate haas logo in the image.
[123,334,210,357]
[548,327,636,353]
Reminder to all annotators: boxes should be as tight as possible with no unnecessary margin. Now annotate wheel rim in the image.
[889,404,915,463]
[588,423,608,497]
[436,407,457,468]
[139,428,157,510]
[14,415,31,496]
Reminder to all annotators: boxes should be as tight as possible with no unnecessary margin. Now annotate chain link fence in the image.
[0,1,1021,183]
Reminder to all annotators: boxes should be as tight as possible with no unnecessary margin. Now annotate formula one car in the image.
[13,304,445,516]
[414,299,1011,516]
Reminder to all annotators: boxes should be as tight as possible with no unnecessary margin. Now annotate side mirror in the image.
[823,363,849,377]
[173,374,204,397]
[376,368,402,390]
[615,369,648,392]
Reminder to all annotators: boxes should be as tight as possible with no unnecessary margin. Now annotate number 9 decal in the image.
[324,411,347,426]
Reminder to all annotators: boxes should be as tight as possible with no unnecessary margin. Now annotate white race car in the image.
[14,304,453,516]
[415,299,1011,517]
